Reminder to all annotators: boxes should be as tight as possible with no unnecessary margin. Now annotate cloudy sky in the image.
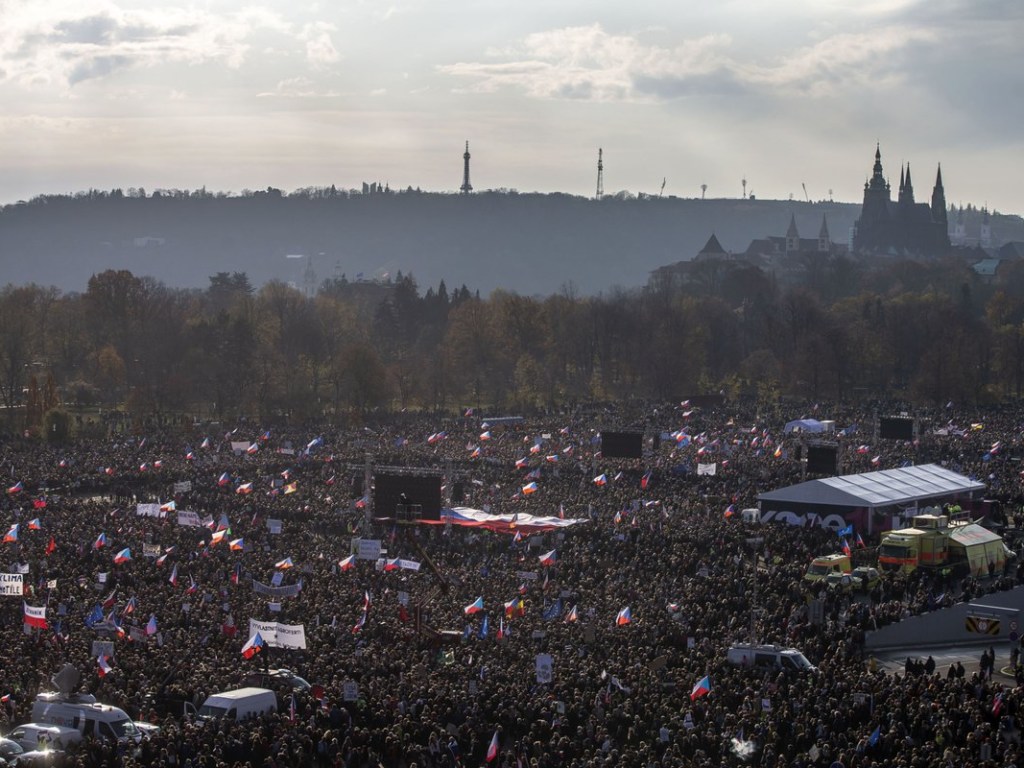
[0,0,1021,213]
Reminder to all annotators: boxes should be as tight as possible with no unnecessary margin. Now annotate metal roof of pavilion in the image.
[757,463,985,509]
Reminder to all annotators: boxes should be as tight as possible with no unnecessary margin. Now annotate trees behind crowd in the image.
[2,255,1024,429]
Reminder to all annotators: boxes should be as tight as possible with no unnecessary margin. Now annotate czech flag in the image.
[486,730,499,763]
[724,504,736,519]
[871,455,881,466]
[236,483,253,495]
[352,611,366,634]
[275,557,294,570]
[3,524,18,543]
[159,501,176,513]
[842,539,851,556]
[545,454,558,463]
[690,675,711,701]
[122,596,137,615]
[23,603,47,629]
[231,563,241,584]
[97,656,113,677]
[538,549,557,566]
[616,607,632,626]
[464,597,484,615]
[113,548,132,564]
[640,471,652,490]
[229,538,244,551]
[210,530,228,546]
[104,467,115,476]
[565,605,578,623]
[856,533,866,549]
[515,457,528,469]
[241,631,264,659]
[94,532,107,549]
[480,431,491,441]
[6,481,22,495]
[593,474,607,486]
[306,436,324,451]
[185,450,194,461]
[201,437,211,449]
[145,615,158,636]
[169,563,179,586]
[27,518,41,531]
[246,442,259,455]
[338,555,355,572]
[384,558,400,572]
[217,472,230,487]
[522,482,538,495]
[139,463,149,472]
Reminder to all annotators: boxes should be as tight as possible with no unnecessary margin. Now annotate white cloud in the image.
[257,77,339,99]
[300,21,340,66]
[439,22,939,102]
[0,2,329,88]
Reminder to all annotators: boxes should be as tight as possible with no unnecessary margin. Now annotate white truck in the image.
[195,688,277,722]
[31,691,140,744]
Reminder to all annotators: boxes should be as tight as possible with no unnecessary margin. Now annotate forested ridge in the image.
[5,250,1024,428]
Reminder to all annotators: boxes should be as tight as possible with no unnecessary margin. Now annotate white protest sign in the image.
[343,681,359,701]
[248,619,307,649]
[0,573,22,597]
[536,653,553,684]
[355,539,382,560]
[91,640,115,658]
[136,503,163,518]
[267,519,283,535]
[177,510,202,527]
[173,481,192,494]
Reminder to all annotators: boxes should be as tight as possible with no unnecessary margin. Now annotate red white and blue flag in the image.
[464,597,484,615]
[616,607,632,626]
[690,675,711,701]
[241,631,264,658]
[23,603,47,629]
[486,730,499,762]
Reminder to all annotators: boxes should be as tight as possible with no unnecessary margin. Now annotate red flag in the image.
[45,536,56,556]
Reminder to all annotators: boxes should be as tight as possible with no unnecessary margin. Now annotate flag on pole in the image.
[217,472,231,486]
[3,524,18,543]
[338,555,355,571]
[856,532,866,549]
[229,538,244,551]
[169,563,179,587]
[45,536,56,556]
[231,563,241,585]
[23,603,47,629]
[159,501,176,513]
[94,533,107,549]
[241,631,264,658]
[275,557,294,570]
[539,549,557,566]
[464,597,484,615]
[27,518,41,531]
[486,730,499,762]
[113,548,132,564]
[6,481,24,494]
[97,656,113,677]
[616,607,632,626]
[565,605,578,623]
[593,474,607,486]
[145,615,158,636]
[690,675,711,701]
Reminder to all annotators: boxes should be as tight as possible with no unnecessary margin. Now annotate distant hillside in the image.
[0,190,1019,295]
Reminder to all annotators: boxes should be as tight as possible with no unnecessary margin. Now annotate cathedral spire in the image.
[931,163,947,227]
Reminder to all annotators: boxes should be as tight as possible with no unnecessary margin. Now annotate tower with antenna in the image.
[460,141,472,195]
[596,148,604,200]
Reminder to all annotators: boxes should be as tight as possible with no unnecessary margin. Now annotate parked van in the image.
[726,643,816,672]
[32,691,140,744]
[195,688,276,722]
[7,723,81,751]
[803,553,852,582]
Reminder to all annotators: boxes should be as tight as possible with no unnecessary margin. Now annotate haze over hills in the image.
[0,191,1020,296]
[0,191,859,295]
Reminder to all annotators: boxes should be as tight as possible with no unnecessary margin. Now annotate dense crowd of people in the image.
[1,399,1024,768]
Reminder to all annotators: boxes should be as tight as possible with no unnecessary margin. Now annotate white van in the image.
[32,691,140,744]
[195,688,277,722]
[7,723,82,751]
[726,643,816,672]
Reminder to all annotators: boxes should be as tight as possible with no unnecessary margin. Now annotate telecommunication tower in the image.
[460,141,472,194]
[596,148,604,200]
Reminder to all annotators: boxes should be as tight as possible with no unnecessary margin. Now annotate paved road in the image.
[871,643,1018,680]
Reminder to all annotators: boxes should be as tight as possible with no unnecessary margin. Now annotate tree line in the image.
[3,255,1024,430]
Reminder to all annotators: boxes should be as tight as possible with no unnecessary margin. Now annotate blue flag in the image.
[479,614,489,639]
[543,598,563,621]
[868,726,880,746]
[84,605,103,628]
[837,524,854,537]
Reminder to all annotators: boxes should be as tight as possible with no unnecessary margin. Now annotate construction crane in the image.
[802,183,810,202]
[659,178,666,197]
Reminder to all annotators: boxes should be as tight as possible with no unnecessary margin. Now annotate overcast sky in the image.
[0,0,1021,213]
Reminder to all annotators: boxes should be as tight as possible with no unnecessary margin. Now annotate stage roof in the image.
[758,463,985,509]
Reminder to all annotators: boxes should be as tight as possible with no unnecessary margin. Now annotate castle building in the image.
[851,145,950,256]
